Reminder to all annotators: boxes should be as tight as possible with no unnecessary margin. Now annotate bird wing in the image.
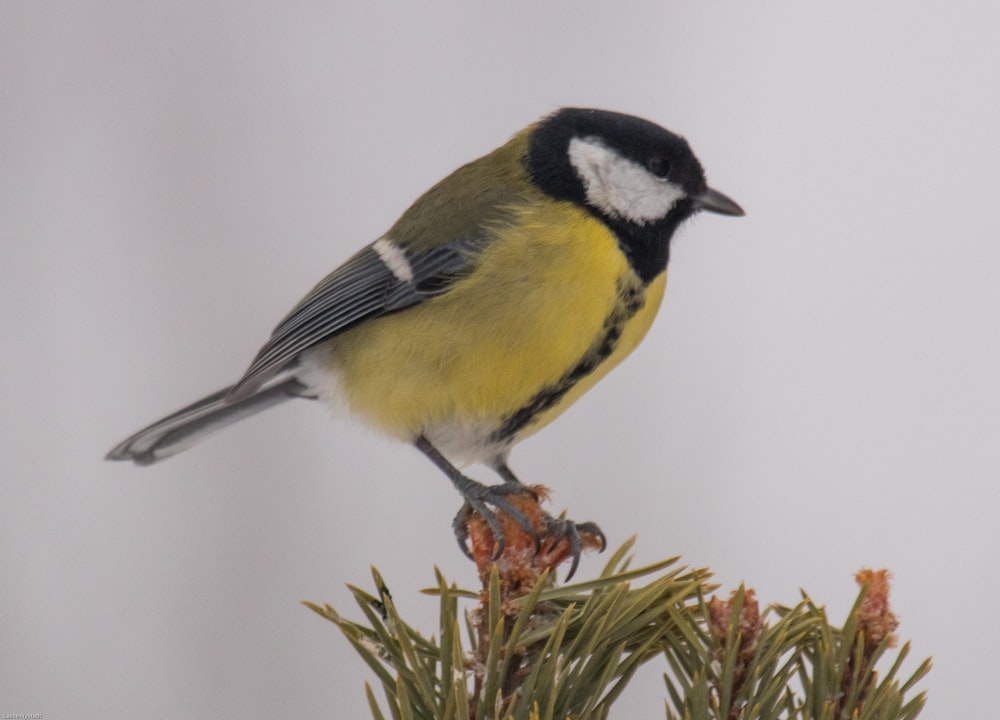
[227,234,485,401]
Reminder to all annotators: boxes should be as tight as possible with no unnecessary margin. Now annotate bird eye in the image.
[645,156,671,178]
[646,155,670,178]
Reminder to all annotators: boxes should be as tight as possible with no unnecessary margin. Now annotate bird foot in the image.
[457,484,605,583]
[453,481,540,561]
[540,515,607,582]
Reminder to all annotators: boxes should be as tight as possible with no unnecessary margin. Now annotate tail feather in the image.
[106,377,309,465]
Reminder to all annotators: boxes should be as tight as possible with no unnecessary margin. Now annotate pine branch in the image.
[304,491,929,719]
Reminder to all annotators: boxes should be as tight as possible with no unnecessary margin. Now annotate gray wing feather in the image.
[106,374,309,465]
[227,237,482,401]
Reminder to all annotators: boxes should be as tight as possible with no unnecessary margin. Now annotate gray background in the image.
[3,2,998,717]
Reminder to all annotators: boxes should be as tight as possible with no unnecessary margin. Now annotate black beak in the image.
[694,187,745,216]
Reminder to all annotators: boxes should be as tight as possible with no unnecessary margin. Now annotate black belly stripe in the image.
[491,278,646,443]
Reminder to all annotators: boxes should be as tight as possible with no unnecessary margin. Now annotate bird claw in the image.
[454,483,605,582]
[543,516,606,581]
[452,482,540,560]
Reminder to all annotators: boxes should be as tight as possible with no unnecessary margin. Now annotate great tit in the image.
[108,107,743,574]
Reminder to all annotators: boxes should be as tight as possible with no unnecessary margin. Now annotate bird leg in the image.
[489,459,606,581]
[414,436,538,560]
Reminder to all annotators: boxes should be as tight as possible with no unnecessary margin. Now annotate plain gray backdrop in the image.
[3,2,998,717]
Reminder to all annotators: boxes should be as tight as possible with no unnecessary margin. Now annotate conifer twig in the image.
[304,491,929,719]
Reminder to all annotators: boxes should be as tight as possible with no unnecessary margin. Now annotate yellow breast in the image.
[321,202,666,453]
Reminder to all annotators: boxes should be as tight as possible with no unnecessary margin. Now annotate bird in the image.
[107,107,743,577]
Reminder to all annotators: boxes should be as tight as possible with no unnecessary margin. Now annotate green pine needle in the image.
[304,542,928,720]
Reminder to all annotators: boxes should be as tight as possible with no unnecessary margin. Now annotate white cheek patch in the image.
[567,136,686,225]
[372,237,414,282]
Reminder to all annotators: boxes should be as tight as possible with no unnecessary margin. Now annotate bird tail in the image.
[106,376,310,466]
